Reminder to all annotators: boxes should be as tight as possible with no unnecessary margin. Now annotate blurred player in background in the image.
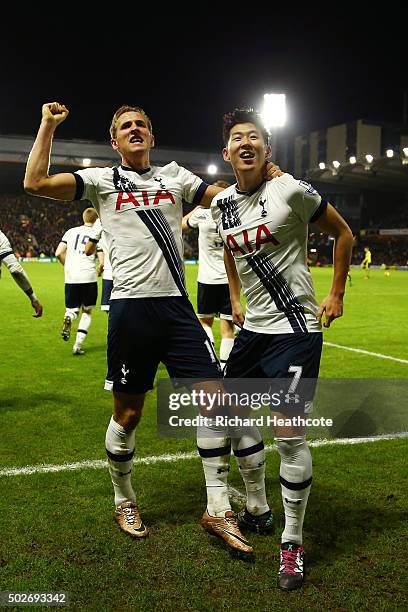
[55,207,100,354]
[361,246,371,279]
[182,180,234,369]
[85,218,113,313]
[0,229,43,317]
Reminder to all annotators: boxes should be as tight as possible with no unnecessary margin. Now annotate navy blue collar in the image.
[120,165,151,175]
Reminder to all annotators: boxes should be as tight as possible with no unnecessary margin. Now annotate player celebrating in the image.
[55,208,100,354]
[212,109,353,589]
[182,180,235,369]
[0,229,43,317]
[24,102,282,554]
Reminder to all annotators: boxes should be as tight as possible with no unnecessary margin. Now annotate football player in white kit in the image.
[182,180,234,369]
[24,102,283,554]
[0,229,43,317]
[85,218,113,313]
[212,109,353,589]
[55,208,100,354]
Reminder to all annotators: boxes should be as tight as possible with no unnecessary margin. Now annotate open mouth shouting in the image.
[240,149,255,162]
[130,135,143,144]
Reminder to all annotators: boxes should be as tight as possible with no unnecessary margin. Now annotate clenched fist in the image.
[42,102,69,127]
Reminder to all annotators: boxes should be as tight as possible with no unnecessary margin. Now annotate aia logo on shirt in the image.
[112,167,175,211]
[226,224,280,255]
[115,190,175,211]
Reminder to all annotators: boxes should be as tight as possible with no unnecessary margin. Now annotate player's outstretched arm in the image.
[199,185,223,208]
[181,206,203,231]
[85,240,98,256]
[24,102,77,201]
[29,294,43,318]
[2,253,43,317]
[315,204,353,328]
[55,242,67,265]
[224,246,244,328]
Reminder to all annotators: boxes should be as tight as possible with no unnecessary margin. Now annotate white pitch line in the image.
[323,341,408,364]
[0,433,406,478]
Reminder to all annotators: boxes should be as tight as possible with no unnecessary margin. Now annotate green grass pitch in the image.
[0,264,406,610]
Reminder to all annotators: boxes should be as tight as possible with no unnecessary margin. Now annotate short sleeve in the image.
[188,207,207,229]
[74,168,105,210]
[0,230,13,259]
[89,218,103,242]
[287,178,325,223]
[173,163,208,205]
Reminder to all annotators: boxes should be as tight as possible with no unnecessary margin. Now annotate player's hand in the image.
[232,300,245,328]
[263,161,284,181]
[42,102,69,126]
[316,294,343,328]
[97,264,104,276]
[31,297,43,318]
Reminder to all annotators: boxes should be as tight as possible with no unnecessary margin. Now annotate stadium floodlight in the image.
[332,160,340,169]
[261,94,287,130]
[386,149,394,158]
[207,164,217,175]
[82,158,91,166]
[365,154,373,163]
[318,162,326,170]
[349,156,357,164]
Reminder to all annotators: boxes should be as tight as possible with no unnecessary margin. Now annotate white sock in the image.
[231,426,269,516]
[105,416,136,506]
[75,312,92,347]
[197,420,231,517]
[201,323,215,346]
[64,308,78,321]
[277,437,312,546]
[220,338,234,370]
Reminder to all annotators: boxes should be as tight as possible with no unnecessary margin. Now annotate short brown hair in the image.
[212,180,230,189]
[223,109,269,146]
[83,208,98,224]
[110,105,152,139]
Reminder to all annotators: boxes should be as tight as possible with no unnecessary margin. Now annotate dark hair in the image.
[212,180,230,189]
[222,109,269,145]
[110,105,152,138]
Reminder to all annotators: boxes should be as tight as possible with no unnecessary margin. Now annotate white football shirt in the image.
[211,174,326,334]
[188,207,227,284]
[74,162,206,299]
[0,230,13,260]
[61,225,97,284]
[89,218,112,281]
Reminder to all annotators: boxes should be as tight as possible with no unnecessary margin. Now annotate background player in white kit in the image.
[85,218,113,313]
[55,208,100,354]
[212,109,353,590]
[24,102,281,554]
[0,229,43,317]
[182,181,234,369]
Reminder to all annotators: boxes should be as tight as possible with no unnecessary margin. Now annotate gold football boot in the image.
[115,501,149,538]
[201,510,253,554]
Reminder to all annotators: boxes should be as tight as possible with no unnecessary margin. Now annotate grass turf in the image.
[0,264,407,610]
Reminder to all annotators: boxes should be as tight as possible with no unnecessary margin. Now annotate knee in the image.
[114,394,144,431]
[276,437,311,464]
